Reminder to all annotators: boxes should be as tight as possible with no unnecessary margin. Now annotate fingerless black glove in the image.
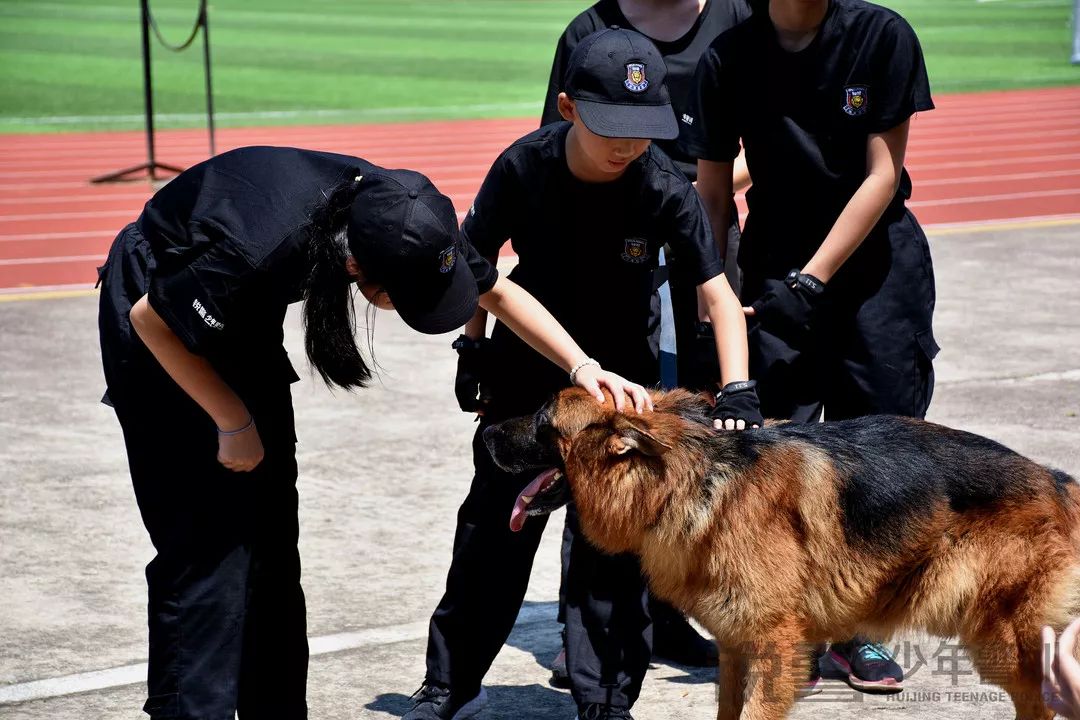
[452,335,491,413]
[709,380,764,429]
[749,269,826,340]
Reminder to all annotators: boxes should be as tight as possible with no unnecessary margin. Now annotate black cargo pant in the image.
[742,209,940,423]
[99,225,308,719]
[425,410,652,710]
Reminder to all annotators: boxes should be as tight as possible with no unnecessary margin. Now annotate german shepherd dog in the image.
[484,387,1080,720]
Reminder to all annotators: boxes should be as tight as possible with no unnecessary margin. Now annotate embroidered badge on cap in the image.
[621,238,649,263]
[439,245,457,273]
[624,63,649,93]
[842,86,868,116]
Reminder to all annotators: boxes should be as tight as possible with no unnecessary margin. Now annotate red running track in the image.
[0,86,1077,293]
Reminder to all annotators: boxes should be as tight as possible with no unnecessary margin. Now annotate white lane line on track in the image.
[4,170,1079,214]
[908,139,1080,159]
[0,231,116,242]
[0,98,1076,159]
[907,187,1080,208]
[0,254,103,266]
[2,125,1071,172]
[916,168,1080,187]
[4,135,1078,178]
[0,162,497,180]
[0,193,151,205]
[0,282,96,295]
[909,153,1080,171]
[0,603,554,705]
[0,93,1073,128]
[1,214,1079,298]
[3,112,1077,165]
[0,210,160,222]
[3,214,1079,276]
[2,201,1079,252]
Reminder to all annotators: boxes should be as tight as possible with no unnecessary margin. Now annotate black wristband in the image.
[716,379,757,398]
[785,269,826,297]
[452,334,485,353]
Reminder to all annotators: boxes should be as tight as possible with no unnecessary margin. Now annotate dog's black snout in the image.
[483,420,521,472]
[483,414,555,475]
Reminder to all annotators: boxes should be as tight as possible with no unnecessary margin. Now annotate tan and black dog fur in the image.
[484,388,1080,720]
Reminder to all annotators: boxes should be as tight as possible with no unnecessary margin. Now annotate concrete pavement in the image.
[1,221,1078,719]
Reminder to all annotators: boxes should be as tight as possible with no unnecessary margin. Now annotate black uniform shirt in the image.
[681,0,934,257]
[540,0,751,181]
[465,123,723,394]
[139,146,497,383]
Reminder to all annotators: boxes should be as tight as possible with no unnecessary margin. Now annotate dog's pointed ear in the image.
[608,415,672,457]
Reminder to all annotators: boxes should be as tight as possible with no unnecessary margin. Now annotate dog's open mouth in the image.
[509,467,570,532]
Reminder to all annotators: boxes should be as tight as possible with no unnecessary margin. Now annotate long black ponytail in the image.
[303,178,372,390]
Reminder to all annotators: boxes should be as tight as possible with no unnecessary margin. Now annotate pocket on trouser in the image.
[99,222,154,403]
[913,327,941,418]
[142,692,180,717]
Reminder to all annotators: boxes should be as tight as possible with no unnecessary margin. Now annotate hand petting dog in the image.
[709,379,763,431]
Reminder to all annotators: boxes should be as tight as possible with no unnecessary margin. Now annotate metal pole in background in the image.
[140,0,159,178]
[201,0,216,156]
[92,0,208,183]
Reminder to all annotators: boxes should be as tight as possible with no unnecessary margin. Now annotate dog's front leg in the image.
[716,644,746,720]
[735,624,805,720]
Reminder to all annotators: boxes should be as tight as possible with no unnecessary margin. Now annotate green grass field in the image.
[0,0,1076,133]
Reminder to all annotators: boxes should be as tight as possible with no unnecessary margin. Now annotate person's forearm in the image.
[801,172,897,282]
[129,294,250,429]
[699,275,750,387]
[803,124,908,282]
[478,277,587,373]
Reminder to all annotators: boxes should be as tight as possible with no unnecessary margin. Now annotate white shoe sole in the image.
[451,687,488,720]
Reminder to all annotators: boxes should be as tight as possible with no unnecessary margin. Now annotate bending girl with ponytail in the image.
[97,145,649,720]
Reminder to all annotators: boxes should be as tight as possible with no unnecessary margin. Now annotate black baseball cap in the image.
[347,170,477,335]
[563,26,678,140]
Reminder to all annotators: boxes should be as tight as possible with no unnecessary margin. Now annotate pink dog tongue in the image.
[510,468,559,532]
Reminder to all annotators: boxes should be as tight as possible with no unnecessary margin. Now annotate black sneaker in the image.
[403,684,488,720]
[826,638,903,693]
[576,704,634,720]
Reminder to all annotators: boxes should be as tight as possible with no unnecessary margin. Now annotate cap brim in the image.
[383,257,479,335]
[575,100,679,140]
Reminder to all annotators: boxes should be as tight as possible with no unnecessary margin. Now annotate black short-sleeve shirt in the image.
[682,0,933,249]
[137,146,497,380]
[540,0,751,180]
[465,123,723,393]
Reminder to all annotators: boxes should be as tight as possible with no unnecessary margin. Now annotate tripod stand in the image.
[93,0,215,183]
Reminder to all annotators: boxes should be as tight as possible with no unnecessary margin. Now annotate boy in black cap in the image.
[408,29,760,720]
[97,145,653,720]
[538,0,756,678]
